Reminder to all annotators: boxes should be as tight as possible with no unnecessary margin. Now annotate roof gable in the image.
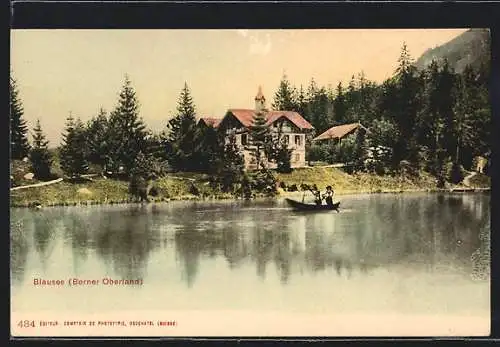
[223,109,313,130]
[312,122,363,141]
[198,117,221,128]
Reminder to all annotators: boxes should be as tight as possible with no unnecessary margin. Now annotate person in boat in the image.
[323,186,334,206]
[309,184,323,205]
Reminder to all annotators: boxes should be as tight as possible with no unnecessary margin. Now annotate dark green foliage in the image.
[275,143,292,173]
[85,108,110,172]
[211,132,245,193]
[10,77,30,159]
[59,114,89,179]
[189,183,200,196]
[129,151,157,180]
[107,75,147,175]
[449,162,466,184]
[193,124,224,174]
[249,168,277,196]
[264,123,293,173]
[29,119,52,180]
[272,74,298,111]
[332,82,347,125]
[249,110,270,169]
[165,82,198,172]
[128,151,161,201]
[306,79,333,134]
[128,175,149,202]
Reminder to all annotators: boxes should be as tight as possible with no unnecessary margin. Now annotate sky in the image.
[10,29,468,146]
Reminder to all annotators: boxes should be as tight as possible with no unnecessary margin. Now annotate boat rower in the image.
[309,184,322,205]
[323,186,334,206]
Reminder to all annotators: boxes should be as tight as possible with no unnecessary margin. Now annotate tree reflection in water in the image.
[32,210,60,272]
[94,205,160,280]
[10,194,490,290]
[10,212,30,285]
[170,194,490,287]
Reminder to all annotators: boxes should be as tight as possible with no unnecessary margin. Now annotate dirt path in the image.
[10,178,64,191]
[462,172,477,187]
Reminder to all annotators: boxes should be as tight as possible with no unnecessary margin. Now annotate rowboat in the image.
[285,198,340,212]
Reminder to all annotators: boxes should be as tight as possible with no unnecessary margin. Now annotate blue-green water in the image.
[10,193,490,316]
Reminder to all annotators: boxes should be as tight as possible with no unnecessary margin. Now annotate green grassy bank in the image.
[10,166,491,208]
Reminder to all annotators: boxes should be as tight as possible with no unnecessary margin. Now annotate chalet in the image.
[201,87,314,170]
[312,122,368,144]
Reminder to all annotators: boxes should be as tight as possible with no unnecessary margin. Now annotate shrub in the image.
[448,162,466,184]
[249,168,277,196]
[128,176,149,201]
[189,182,200,196]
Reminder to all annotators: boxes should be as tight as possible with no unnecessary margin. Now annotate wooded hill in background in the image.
[415,29,490,74]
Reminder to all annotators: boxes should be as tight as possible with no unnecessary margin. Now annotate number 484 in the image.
[17,320,35,328]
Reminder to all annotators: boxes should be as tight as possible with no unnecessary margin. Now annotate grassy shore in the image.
[10,166,490,208]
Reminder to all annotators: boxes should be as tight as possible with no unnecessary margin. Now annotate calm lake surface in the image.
[11,193,490,317]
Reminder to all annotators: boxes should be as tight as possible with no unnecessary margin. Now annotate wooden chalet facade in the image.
[197,87,314,170]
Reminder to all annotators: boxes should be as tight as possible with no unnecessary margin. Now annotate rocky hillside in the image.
[415,28,490,73]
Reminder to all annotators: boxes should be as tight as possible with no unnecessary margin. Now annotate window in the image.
[283,135,289,144]
[241,133,248,145]
[294,135,301,146]
[295,154,300,162]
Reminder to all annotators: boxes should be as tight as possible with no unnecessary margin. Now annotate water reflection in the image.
[10,194,490,289]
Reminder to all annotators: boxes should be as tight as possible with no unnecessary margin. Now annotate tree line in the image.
[10,42,491,196]
[9,75,283,198]
[272,43,491,185]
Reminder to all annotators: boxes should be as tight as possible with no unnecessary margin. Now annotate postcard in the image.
[10,28,491,337]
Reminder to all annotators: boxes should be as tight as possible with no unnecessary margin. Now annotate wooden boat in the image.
[285,198,340,212]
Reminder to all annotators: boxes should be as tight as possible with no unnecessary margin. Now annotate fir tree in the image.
[59,114,89,179]
[212,131,245,192]
[391,42,422,169]
[85,108,110,172]
[166,82,198,171]
[10,77,30,159]
[107,75,147,175]
[249,109,270,169]
[296,85,308,120]
[29,119,52,180]
[193,124,224,174]
[272,74,298,111]
[333,82,347,125]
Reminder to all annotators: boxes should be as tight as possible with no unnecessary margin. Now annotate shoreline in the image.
[10,186,490,209]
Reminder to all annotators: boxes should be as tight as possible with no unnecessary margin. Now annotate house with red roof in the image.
[198,87,314,170]
[312,122,368,144]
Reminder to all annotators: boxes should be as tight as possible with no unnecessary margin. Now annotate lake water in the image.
[10,193,490,336]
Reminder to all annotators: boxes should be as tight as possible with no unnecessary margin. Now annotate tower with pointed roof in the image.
[254,86,267,114]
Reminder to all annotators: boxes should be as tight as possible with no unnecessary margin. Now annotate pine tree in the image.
[392,42,422,169]
[272,74,298,111]
[59,114,89,179]
[308,86,331,133]
[333,82,347,125]
[249,109,270,169]
[296,85,308,120]
[85,108,110,172]
[29,119,52,180]
[212,131,245,192]
[10,77,30,159]
[166,82,198,171]
[193,124,224,174]
[107,75,147,175]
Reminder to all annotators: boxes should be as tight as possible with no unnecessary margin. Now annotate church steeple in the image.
[254,85,266,113]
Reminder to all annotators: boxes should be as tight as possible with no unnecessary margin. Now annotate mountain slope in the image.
[415,29,491,73]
